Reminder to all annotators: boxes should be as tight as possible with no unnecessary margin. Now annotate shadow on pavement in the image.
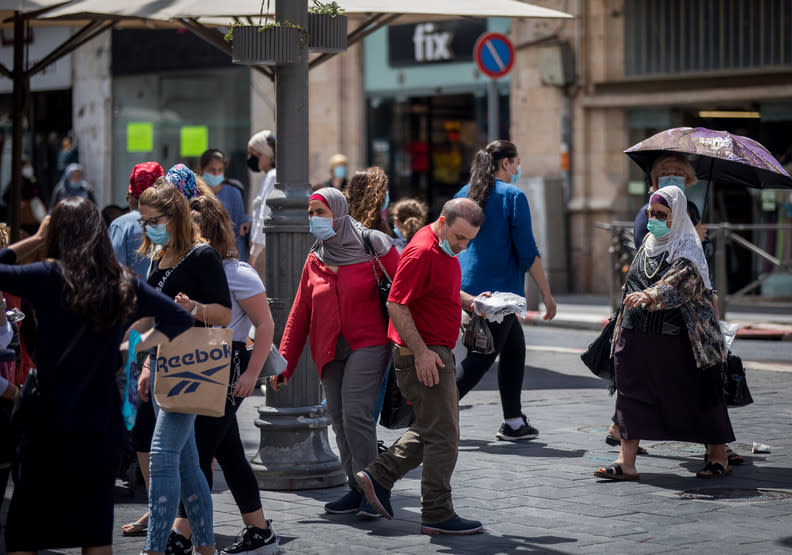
[458,438,586,459]
[463,365,609,392]
[429,532,578,554]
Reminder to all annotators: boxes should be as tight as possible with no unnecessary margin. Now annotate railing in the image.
[597,221,792,317]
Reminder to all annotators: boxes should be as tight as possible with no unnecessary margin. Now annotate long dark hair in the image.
[198,149,227,173]
[46,197,137,331]
[467,140,518,208]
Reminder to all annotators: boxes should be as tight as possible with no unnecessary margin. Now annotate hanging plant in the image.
[307,0,347,53]
[227,0,310,65]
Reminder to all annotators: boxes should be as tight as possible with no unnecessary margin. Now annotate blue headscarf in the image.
[165,163,200,200]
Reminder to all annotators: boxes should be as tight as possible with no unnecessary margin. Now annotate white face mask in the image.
[21,166,34,179]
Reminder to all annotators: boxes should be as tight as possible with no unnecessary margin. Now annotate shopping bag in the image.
[462,314,494,354]
[154,327,232,417]
[121,329,141,431]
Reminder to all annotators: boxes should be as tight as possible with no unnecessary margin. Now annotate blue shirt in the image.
[216,184,251,262]
[108,209,149,278]
[454,180,540,296]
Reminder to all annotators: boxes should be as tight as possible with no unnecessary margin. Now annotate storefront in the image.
[364,18,511,214]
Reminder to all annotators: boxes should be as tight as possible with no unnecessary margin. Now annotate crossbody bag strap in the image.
[56,323,86,368]
[155,243,203,292]
[361,229,392,283]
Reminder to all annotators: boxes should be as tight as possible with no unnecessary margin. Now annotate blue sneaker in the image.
[421,514,483,536]
[354,470,393,520]
[324,489,362,514]
[357,497,382,520]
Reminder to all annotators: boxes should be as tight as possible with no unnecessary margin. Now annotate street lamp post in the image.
[246,0,345,490]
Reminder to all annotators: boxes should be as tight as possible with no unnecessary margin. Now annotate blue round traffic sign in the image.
[473,32,515,79]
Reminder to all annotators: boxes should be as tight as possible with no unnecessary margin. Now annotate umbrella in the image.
[625,127,792,190]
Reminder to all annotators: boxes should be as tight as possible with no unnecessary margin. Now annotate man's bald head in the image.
[441,197,484,229]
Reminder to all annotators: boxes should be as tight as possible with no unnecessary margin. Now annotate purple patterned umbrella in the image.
[625,127,792,189]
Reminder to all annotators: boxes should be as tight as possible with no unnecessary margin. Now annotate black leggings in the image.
[177,343,261,517]
[456,314,526,420]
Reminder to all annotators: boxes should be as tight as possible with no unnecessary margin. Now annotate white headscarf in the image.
[643,186,712,290]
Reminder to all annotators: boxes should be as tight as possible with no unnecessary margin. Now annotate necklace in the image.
[643,249,666,279]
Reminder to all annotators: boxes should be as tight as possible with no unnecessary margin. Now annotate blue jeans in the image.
[145,406,214,552]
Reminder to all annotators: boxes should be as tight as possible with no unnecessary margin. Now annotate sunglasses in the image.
[648,210,669,221]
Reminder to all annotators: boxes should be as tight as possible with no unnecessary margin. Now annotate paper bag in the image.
[154,327,232,417]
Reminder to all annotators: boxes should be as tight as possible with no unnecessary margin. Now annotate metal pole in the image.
[249,0,345,490]
[10,12,25,243]
[487,78,498,142]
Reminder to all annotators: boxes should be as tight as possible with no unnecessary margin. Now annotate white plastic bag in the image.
[719,320,739,352]
[472,292,527,323]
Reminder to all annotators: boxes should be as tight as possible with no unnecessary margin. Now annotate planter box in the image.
[231,25,302,66]
[307,13,347,53]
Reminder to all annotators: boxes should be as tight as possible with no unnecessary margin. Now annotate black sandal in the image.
[605,434,648,455]
[696,461,732,479]
[594,462,640,481]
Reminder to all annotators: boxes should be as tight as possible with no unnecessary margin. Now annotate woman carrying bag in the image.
[4,198,193,554]
[271,187,398,519]
[135,181,232,555]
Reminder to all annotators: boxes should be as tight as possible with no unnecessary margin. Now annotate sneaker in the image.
[221,521,280,555]
[421,514,483,536]
[495,414,539,441]
[354,469,393,519]
[165,529,193,555]
[324,489,362,514]
[356,497,382,520]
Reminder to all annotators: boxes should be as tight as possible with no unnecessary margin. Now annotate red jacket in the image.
[280,247,399,380]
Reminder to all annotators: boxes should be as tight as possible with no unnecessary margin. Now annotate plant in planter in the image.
[307,0,347,53]
[227,0,309,65]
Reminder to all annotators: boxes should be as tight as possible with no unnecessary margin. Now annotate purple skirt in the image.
[614,327,735,444]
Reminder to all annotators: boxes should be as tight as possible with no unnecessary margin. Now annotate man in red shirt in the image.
[356,197,485,535]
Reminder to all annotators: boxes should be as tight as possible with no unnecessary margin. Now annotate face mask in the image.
[21,166,33,179]
[510,165,522,186]
[383,192,390,211]
[438,222,463,257]
[647,218,671,239]
[393,227,404,239]
[333,165,347,179]
[145,223,171,245]
[309,216,336,241]
[68,178,81,190]
[203,173,224,188]
[658,175,686,191]
[247,155,260,173]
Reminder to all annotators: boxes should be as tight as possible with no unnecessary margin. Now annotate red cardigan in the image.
[279,247,399,380]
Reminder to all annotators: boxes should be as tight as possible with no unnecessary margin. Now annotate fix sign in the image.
[473,32,515,79]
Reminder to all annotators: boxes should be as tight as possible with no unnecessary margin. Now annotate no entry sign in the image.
[473,32,515,79]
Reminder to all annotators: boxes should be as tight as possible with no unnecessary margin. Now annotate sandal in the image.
[594,463,640,481]
[605,434,649,455]
[726,448,744,465]
[696,461,732,479]
[121,517,148,537]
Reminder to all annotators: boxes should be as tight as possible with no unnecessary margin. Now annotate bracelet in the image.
[142,364,151,371]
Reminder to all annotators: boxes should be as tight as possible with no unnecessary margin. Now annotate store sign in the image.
[0,27,73,93]
[388,19,487,67]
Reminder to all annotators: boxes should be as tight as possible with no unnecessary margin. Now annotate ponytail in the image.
[467,140,518,208]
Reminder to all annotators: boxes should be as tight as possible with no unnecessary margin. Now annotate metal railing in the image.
[598,221,792,317]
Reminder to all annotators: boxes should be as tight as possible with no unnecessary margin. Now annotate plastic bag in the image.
[463,314,495,354]
[121,329,141,432]
[472,292,527,324]
[719,320,739,352]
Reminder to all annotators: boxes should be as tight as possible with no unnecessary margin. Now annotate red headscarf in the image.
[129,162,164,198]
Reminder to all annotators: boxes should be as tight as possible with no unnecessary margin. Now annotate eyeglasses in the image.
[648,210,669,221]
[137,214,168,227]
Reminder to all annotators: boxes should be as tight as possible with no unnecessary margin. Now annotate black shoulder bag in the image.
[361,229,393,316]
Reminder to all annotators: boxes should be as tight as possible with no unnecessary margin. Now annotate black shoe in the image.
[324,489,362,514]
[221,521,280,555]
[421,514,484,536]
[165,529,192,555]
[496,415,539,441]
[355,470,393,519]
[357,497,382,520]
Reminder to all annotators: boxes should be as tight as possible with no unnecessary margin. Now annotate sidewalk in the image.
[525,294,792,340]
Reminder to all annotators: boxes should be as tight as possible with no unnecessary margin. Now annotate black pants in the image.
[177,344,261,517]
[456,314,526,420]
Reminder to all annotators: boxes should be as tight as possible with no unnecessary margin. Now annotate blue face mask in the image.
[510,165,522,186]
[333,165,347,179]
[438,223,464,257]
[393,227,404,239]
[68,179,81,191]
[383,192,390,211]
[145,223,171,245]
[202,173,224,188]
[309,216,336,241]
[647,218,671,239]
[658,175,686,191]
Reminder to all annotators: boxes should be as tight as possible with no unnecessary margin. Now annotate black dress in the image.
[1,248,193,551]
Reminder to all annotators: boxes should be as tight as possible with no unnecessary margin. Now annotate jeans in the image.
[456,314,526,419]
[145,406,214,552]
[366,345,459,524]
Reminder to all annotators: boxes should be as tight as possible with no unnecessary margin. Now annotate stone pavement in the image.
[9,322,789,555]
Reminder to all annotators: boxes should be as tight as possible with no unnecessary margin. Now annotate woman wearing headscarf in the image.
[246,129,277,281]
[595,186,734,481]
[49,162,96,211]
[270,187,399,519]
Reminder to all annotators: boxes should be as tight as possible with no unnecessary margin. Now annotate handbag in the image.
[580,314,618,379]
[257,343,288,383]
[463,313,495,354]
[154,326,233,417]
[361,229,392,315]
[378,366,414,429]
[724,351,753,407]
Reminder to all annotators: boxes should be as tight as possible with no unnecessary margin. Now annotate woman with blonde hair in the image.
[345,166,391,235]
[135,182,232,555]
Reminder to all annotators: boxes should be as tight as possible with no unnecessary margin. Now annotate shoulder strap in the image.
[155,243,202,291]
[361,229,376,256]
[56,324,86,368]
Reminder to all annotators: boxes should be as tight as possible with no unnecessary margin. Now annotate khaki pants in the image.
[365,345,459,524]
